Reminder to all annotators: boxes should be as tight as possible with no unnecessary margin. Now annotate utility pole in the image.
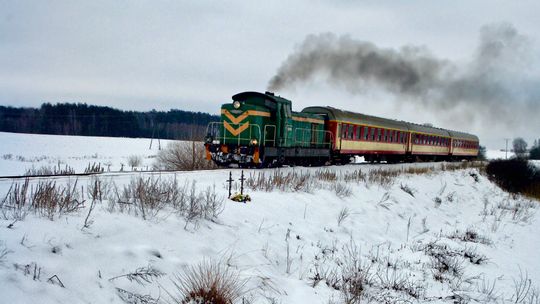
[504,138,510,159]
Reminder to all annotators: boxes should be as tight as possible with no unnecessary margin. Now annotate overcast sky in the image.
[1,0,539,148]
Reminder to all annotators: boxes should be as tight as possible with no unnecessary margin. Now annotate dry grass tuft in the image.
[24,163,75,176]
[1,178,84,220]
[172,260,246,304]
[108,177,224,224]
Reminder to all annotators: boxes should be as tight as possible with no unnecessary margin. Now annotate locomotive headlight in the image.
[212,139,220,145]
[250,139,258,145]
[233,101,241,109]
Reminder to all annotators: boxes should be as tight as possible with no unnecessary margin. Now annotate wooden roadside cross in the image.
[227,171,234,198]
[239,170,245,196]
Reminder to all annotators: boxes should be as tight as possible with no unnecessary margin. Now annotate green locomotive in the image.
[204,91,332,167]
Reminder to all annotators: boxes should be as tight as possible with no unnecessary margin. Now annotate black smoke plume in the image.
[268,23,539,128]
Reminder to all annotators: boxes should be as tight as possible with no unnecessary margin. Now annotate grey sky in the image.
[1,0,539,148]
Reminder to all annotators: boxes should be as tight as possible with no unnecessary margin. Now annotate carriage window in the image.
[371,128,376,141]
[377,129,381,141]
[363,127,368,140]
[341,124,347,138]
[349,125,354,139]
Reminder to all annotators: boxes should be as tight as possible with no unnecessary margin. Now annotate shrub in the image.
[486,158,540,199]
[172,260,246,304]
[127,155,143,168]
[530,146,540,160]
[446,227,493,245]
[154,141,216,171]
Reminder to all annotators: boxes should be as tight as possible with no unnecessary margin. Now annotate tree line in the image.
[0,103,219,140]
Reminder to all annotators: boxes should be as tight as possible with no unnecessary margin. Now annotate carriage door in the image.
[283,104,294,146]
[264,125,276,147]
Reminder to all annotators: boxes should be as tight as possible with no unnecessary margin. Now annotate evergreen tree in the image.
[0,103,219,140]
[530,139,540,160]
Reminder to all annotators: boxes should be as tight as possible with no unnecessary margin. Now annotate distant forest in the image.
[0,103,219,140]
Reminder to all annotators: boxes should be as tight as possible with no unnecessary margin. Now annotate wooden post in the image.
[240,170,245,196]
[226,171,234,198]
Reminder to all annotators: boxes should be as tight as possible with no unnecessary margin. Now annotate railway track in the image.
[0,169,186,181]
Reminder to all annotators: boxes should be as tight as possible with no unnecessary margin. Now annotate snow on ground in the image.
[0,132,176,176]
[0,132,539,303]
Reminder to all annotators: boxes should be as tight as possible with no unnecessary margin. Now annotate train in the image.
[204,91,479,167]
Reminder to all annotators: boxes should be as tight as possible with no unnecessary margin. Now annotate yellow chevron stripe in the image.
[221,109,270,124]
[292,116,324,124]
[224,121,250,136]
[222,109,249,124]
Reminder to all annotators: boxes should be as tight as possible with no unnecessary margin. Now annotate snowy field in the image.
[0,132,539,304]
[0,132,176,176]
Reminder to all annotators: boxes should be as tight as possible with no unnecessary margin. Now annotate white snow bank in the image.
[1,164,539,303]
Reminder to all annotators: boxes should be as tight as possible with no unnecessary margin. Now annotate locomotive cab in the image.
[205,91,332,167]
[205,91,278,167]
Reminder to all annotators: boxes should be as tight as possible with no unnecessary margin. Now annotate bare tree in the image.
[513,137,528,159]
